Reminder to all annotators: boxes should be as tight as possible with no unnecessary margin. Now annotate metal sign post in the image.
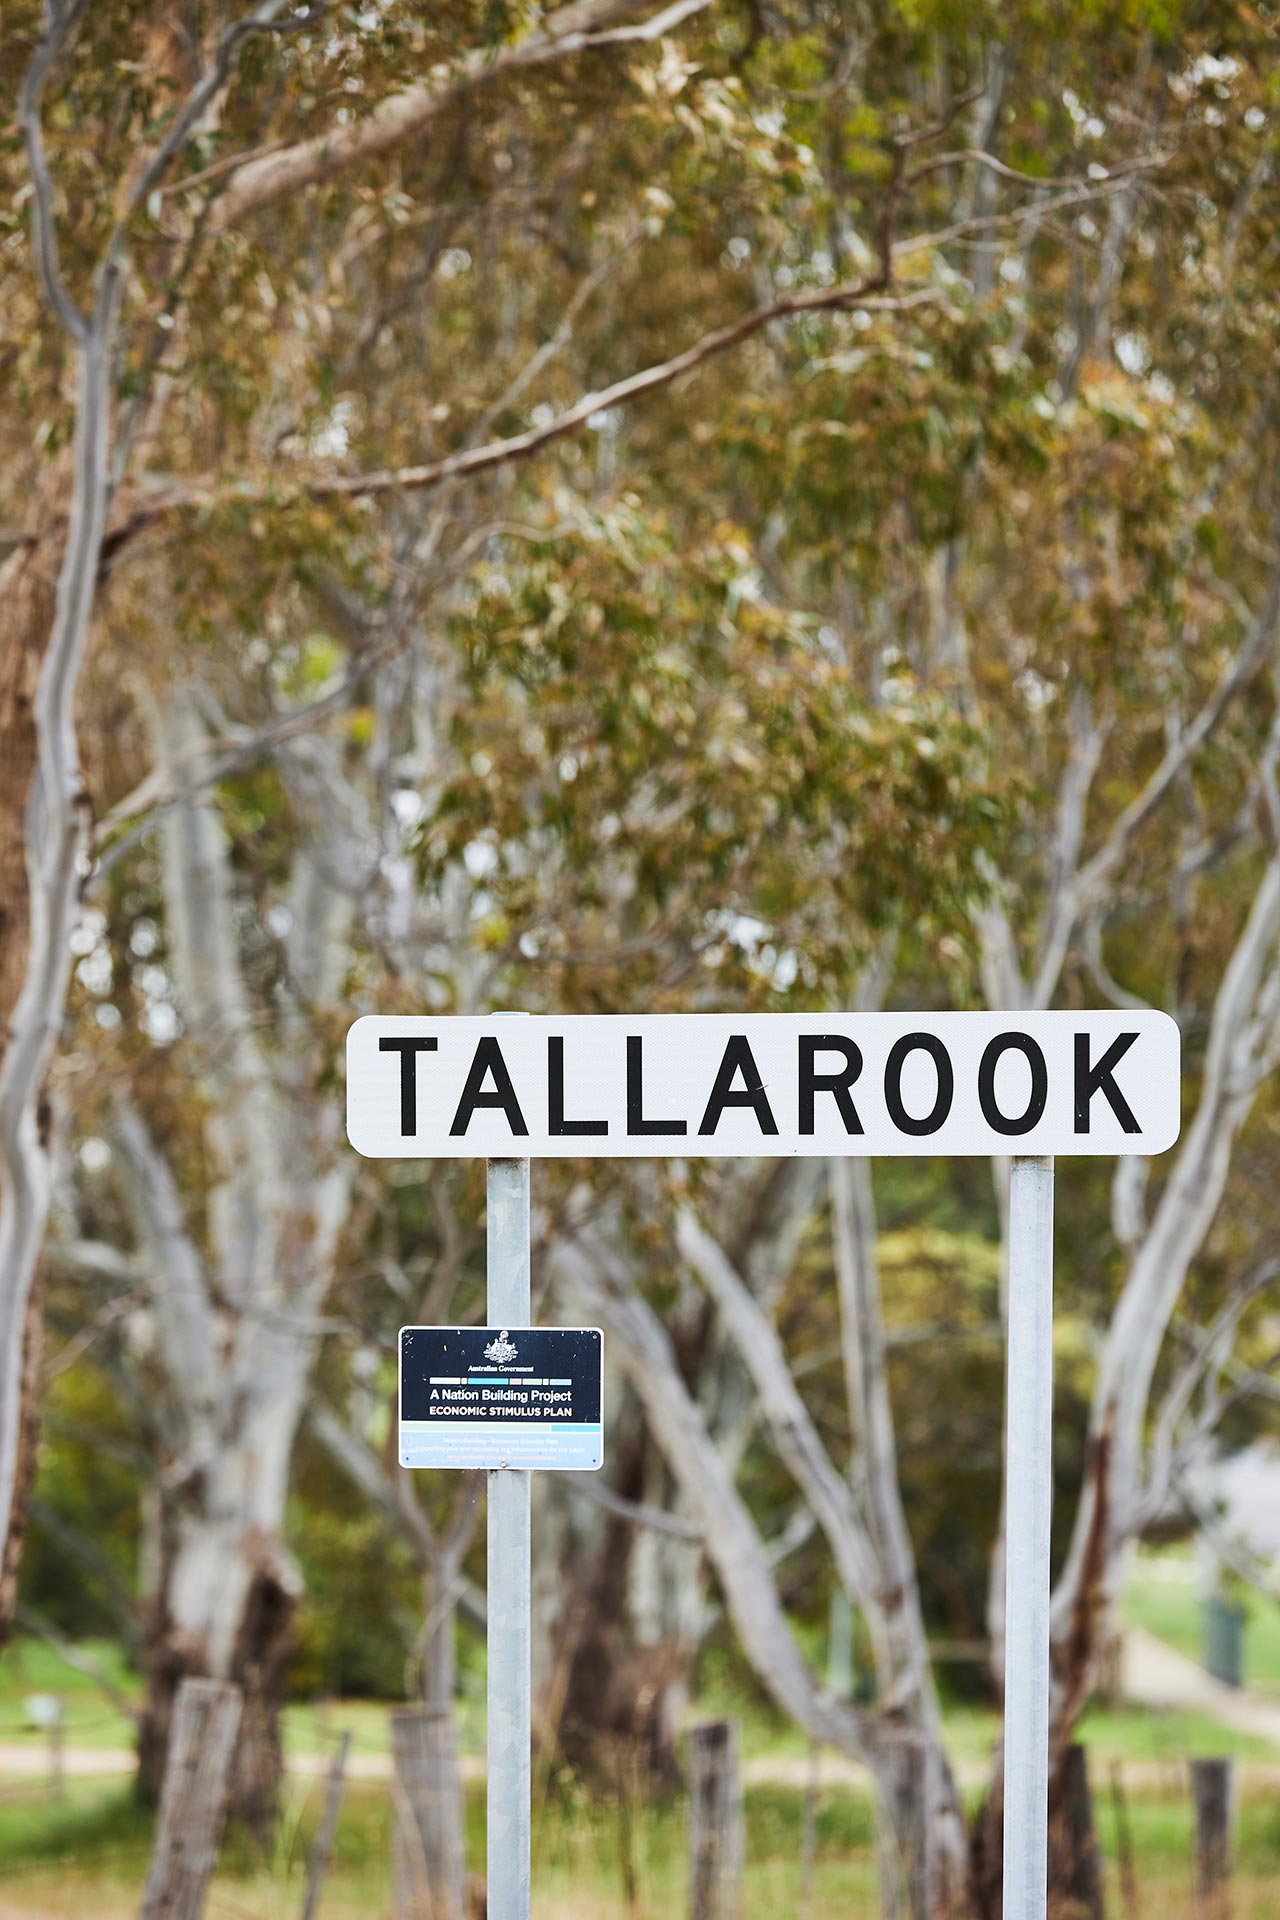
[1003,1155,1055,1920]
[486,1154,531,1920]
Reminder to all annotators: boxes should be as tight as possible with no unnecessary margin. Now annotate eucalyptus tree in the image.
[2,0,1113,1641]
[55,681,369,1820]
[46,471,989,1823]
[9,4,1277,1907]
[526,10,1280,1916]
[278,4,1280,1913]
[0,0,777,1632]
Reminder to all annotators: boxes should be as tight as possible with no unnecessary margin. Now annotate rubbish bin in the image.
[1205,1595,1245,1687]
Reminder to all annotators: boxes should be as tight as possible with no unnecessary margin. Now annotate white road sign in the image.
[347,1010,1180,1159]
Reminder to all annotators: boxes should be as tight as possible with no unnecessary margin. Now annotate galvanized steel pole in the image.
[486,1152,532,1920]
[1002,1154,1055,1920]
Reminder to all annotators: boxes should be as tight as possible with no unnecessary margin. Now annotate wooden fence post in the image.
[1108,1763,1138,1919]
[140,1677,243,1920]
[50,1695,64,1802]
[1048,1743,1103,1920]
[1191,1758,1234,1918]
[798,1741,820,1916]
[688,1719,743,1920]
[300,1729,352,1920]
[881,1733,931,1920]
[391,1705,466,1920]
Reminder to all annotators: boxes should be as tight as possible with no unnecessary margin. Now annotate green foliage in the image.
[420,498,999,1008]
[22,1365,140,1645]
[0,1638,136,1752]
[286,1439,424,1700]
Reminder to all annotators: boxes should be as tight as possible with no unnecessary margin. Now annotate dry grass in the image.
[0,1773,1276,1918]
[2,1873,1280,1919]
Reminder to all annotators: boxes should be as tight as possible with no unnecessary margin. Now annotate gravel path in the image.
[1120,1624,1280,1747]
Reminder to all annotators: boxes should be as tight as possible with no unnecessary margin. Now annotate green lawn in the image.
[940,1697,1275,1769]
[0,1637,492,1766]
[2,1616,1274,1786]
[0,1637,135,1752]
[1122,1545,1280,1694]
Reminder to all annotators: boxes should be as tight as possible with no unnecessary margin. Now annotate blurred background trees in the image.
[3,0,1279,1913]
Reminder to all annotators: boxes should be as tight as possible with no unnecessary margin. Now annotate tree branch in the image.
[90,624,404,874]
[1050,846,1280,1674]
[549,1233,883,1766]
[1139,1256,1280,1527]
[95,162,1167,567]
[148,693,286,1300]
[674,1209,883,1617]
[830,1156,943,1729]
[111,1097,220,1424]
[207,0,718,227]
[310,1402,438,1566]
[103,0,303,270]
[17,0,92,343]
[1031,684,1109,1007]
[567,1470,704,1542]
[1073,553,1280,916]
[25,1499,140,1651]
[106,282,938,549]
[1173,1468,1280,1610]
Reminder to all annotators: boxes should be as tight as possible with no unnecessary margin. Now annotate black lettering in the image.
[1075,1031,1141,1134]
[627,1035,687,1135]
[699,1035,779,1137]
[978,1032,1048,1137]
[378,1036,438,1135]
[798,1035,864,1135]
[450,1037,529,1137]
[548,1036,607,1136]
[884,1033,954,1137]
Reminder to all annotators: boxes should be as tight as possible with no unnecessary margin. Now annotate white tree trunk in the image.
[0,292,119,1621]
[115,697,359,1814]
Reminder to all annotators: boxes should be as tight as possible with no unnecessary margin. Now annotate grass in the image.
[0,1774,1279,1918]
[2,1564,1278,1915]
[2,1614,1275,1788]
[0,1639,488,1766]
[283,1694,396,1760]
[939,1698,1274,1771]
[1075,1701,1273,1762]
[1123,1545,1280,1695]
[0,1638,135,1752]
